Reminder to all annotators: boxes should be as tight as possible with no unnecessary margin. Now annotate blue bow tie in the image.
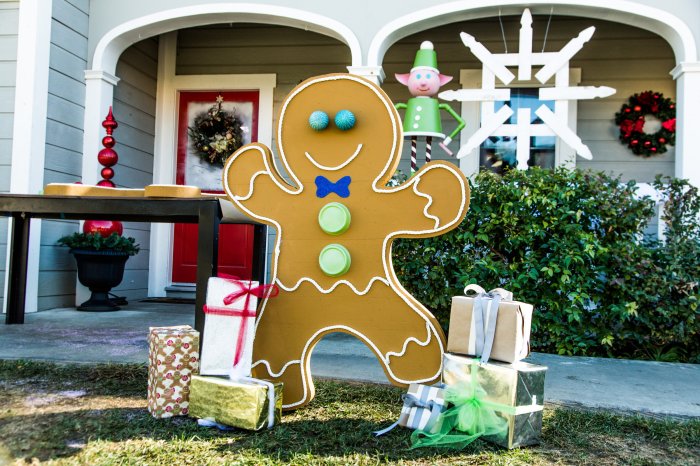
[315,175,351,198]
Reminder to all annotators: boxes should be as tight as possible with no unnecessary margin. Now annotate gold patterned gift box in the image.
[188,375,283,431]
[147,325,200,418]
[443,353,547,449]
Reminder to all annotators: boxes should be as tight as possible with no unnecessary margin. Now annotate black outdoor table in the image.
[0,194,266,334]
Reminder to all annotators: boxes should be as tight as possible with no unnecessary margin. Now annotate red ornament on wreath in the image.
[614,90,676,157]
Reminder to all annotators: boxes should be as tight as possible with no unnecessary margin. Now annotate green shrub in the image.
[392,167,699,363]
[57,232,140,256]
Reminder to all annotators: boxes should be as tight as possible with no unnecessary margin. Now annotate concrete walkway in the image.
[1,303,698,419]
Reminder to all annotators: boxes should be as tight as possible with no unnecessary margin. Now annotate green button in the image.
[318,202,351,235]
[319,244,351,277]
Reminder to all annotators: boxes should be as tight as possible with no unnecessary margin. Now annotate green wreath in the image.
[614,91,676,157]
[188,96,245,166]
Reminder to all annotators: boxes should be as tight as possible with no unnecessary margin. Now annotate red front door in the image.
[171,90,260,283]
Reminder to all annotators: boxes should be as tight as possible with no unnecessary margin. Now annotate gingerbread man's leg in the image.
[252,281,444,410]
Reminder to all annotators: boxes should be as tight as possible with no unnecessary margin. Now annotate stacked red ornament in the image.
[614,91,676,157]
[98,107,119,187]
[84,107,123,236]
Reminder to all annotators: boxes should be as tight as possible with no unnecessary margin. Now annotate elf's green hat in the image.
[411,41,439,72]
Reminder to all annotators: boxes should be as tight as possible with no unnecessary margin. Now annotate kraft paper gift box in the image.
[147,325,200,418]
[447,284,533,363]
[188,375,283,431]
[442,353,547,449]
[199,277,262,379]
[374,383,446,436]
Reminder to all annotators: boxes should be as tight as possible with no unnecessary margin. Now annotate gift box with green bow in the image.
[411,353,546,449]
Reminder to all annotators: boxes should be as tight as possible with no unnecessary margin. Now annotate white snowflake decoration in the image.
[439,9,616,169]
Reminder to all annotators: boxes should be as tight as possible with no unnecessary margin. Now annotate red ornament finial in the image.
[98,106,118,187]
[102,106,118,135]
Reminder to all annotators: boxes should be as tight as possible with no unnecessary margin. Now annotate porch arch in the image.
[367,0,696,67]
[92,4,362,74]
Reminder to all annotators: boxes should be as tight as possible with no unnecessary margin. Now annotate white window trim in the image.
[148,31,276,296]
[457,68,581,177]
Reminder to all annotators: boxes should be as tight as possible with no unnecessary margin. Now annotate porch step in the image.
[165,284,196,300]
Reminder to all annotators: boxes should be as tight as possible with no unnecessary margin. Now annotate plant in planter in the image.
[58,226,140,311]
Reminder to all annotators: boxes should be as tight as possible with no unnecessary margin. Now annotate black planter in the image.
[71,249,130,311]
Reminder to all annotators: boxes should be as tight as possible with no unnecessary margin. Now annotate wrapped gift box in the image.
[147,325,200,418]
[399,383,446,430]
[447,286,533,363]
[189,375,282,431]
[374,383,446,437]
[443,353,546,449]
[200,277,260,378]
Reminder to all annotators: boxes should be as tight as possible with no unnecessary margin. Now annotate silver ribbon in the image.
[464,284,513,364]
[373,389,445,436]
[241,376,276,429]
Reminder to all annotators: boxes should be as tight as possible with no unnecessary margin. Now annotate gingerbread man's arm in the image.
[223,143,300,223]
[381,161,470,237]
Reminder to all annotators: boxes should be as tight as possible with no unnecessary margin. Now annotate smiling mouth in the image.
[304,144,363,171]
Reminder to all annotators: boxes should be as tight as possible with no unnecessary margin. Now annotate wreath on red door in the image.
[614,91,676,157]
[188,95,246,166]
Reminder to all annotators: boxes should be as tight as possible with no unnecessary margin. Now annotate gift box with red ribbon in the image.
[199,276,278,379]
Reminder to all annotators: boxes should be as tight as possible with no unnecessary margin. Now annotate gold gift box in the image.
[447,294,532,363]
[147,325,200,418]
[443,353,547,449]
[189,376,282,431]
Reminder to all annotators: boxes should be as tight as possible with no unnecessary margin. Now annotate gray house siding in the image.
[0,1,19,310]
[110,37,158,301]
[383,16,676,183]
[38,0,90,310]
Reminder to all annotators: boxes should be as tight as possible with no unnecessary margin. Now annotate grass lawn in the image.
[0,360,698,465]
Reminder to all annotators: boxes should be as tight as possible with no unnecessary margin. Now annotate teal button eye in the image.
[334,110,356,131]
[309,111,329,131]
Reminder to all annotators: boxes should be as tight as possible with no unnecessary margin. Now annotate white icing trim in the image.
[304,144,363,171]
[223,75,468,408]
[261,324,441,409]
[233,170,270,201]
[251,359,301,378]
[412,183,440,229]
[276,276,389,295]
[384,321,433,361]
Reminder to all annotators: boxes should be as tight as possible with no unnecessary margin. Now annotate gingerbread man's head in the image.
[276,74,403,189]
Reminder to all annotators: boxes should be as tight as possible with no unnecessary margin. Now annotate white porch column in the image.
[347,66,386,86]
[81,70,120,185]
[75,70,119,305]
[3,0,53,314]
[671,62,700,188]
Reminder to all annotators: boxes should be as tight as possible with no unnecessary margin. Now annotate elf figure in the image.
[395,41,465,173]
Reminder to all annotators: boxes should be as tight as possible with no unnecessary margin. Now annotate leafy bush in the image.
[392,167,699,363]
[57,232,140,256]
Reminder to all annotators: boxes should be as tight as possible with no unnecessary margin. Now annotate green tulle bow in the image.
[410,363,509,449]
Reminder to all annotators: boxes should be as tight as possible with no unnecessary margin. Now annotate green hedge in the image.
[392,168,699,363]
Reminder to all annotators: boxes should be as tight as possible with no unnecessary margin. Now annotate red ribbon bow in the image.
[203,274,279,367]
[662,118,676,132]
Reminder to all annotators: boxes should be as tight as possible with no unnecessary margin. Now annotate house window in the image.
[480,88,555,174]
[457,69,581,177]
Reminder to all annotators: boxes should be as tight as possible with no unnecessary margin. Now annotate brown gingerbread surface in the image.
[224,73,470,410]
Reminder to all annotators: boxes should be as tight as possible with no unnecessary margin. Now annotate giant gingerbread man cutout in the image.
[224,74,470,410]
